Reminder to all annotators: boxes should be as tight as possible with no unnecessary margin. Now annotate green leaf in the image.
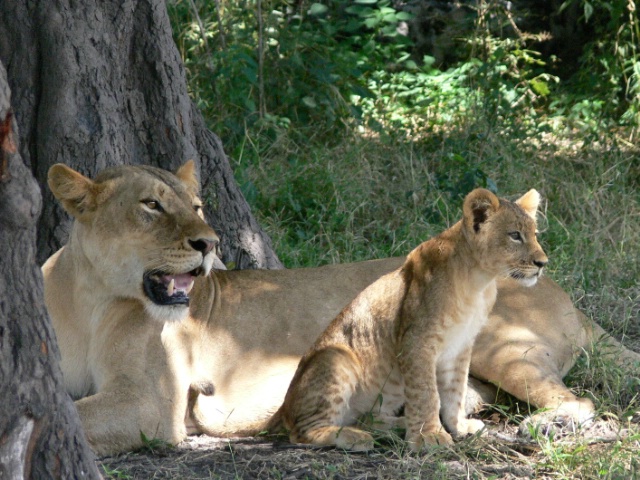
[364,17,380,28]
[404,59,418,69]
[346,6,375,17]
[530,78,550,96]
[354,0,378,4]
[395,11,413,21]
[583,1,593,22]
[308,3,328,16]
[344,5,366,15]
[302,96,318,108]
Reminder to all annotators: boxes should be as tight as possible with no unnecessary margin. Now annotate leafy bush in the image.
[168,0,417,152]
[557,0,640,131]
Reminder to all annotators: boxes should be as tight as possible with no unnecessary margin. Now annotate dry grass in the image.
[99,419,639,479]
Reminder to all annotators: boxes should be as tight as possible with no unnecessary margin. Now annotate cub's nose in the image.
[533,258,548,269]
[189,237,219,256]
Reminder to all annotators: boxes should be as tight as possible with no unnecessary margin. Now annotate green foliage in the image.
[169,0,640,153]
[168,11,640,477]
[560,0,640,130]
[168,0,416,152]
[100,466,132,480]
[137,431,174,454]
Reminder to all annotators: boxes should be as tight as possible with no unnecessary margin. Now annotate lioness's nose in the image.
[189,237,219,255]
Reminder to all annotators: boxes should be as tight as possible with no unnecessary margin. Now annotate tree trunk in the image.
[0,0,282,270]
[0,62,100,480]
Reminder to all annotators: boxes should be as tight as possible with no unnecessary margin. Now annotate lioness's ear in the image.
[48,164,101,222]
[463,188,500,233]
[515,189,540,221]
[175,160,200,196]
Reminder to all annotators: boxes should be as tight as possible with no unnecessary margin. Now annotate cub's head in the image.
[462,188,548,286]
[48,161,220,322]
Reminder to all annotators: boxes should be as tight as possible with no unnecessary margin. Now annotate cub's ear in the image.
[515,189,540,221]
[463,188,500,233]
[48,164,102,222]
[175,160,200,196]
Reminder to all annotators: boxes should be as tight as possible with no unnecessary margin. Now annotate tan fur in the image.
[42,164,640,456]
[266,189,548,451]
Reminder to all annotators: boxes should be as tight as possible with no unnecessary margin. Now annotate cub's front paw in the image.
[334,427,375,451]
[297,426,375,451]
[407,428,453,452]
[457,418,486,436]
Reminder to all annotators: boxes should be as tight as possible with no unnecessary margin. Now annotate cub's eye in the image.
[193,204,203,213]
[141,199,163,212]
[509,231,523,242]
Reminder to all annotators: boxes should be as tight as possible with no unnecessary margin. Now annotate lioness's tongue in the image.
[161,273,195,297]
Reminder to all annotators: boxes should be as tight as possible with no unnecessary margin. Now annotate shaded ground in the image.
[98,418,639,479]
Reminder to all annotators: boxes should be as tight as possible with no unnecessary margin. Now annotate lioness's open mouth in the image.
[143,267,204,306]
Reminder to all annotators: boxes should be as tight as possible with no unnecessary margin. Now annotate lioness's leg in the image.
[484,357,595,435]
[77,309,189,456]
[76,387,182,456]
[283,346,374,451]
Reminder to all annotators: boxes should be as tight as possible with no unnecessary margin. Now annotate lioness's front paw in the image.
[518,399,594,439]
[519,410,593,439]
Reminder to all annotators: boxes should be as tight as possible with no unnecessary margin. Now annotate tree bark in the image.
[0,62,100,480]
[0,0,282,270]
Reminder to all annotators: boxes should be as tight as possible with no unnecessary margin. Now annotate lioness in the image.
[43,162,639,456]
[266,188,547,451]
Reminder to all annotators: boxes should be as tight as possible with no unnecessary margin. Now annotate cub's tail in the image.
[263,405,286,435]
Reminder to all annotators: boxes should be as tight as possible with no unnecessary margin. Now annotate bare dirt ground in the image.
[98,418,639,480]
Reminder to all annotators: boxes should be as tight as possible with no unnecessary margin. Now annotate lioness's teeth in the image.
[185,280,195,295]
[167,278,175,297]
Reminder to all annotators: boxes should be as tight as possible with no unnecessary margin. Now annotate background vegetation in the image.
[166,0,638,477]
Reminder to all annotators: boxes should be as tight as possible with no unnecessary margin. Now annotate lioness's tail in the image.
[581,310,640,370]
[192,407,286,438]
[187,384,272,437]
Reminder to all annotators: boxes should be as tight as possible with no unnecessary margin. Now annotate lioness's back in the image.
[203,258,405,353]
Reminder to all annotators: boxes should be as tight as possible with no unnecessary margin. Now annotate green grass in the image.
[168,1,639,476]
[227,111,640,479]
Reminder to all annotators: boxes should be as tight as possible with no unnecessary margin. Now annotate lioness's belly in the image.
[187,259,407,432]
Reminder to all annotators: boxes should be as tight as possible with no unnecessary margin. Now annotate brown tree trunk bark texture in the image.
[0,62,100,479]
[0,0,282,270]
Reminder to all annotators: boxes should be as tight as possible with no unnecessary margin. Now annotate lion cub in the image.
[267,188,548,451]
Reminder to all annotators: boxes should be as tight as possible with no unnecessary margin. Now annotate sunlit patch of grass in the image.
[234,110,640,479]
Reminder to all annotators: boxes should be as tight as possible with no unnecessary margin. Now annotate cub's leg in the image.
[399,340,453,450]
[282,345,375,451]
[438,346,486,437]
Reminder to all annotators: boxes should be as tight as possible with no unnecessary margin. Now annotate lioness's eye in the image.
[509,231,522,242]
[142,199,162,211]
[194,204,202,213]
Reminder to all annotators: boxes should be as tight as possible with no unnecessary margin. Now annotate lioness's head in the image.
[48,161,220,322]
[462,188,548,286]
